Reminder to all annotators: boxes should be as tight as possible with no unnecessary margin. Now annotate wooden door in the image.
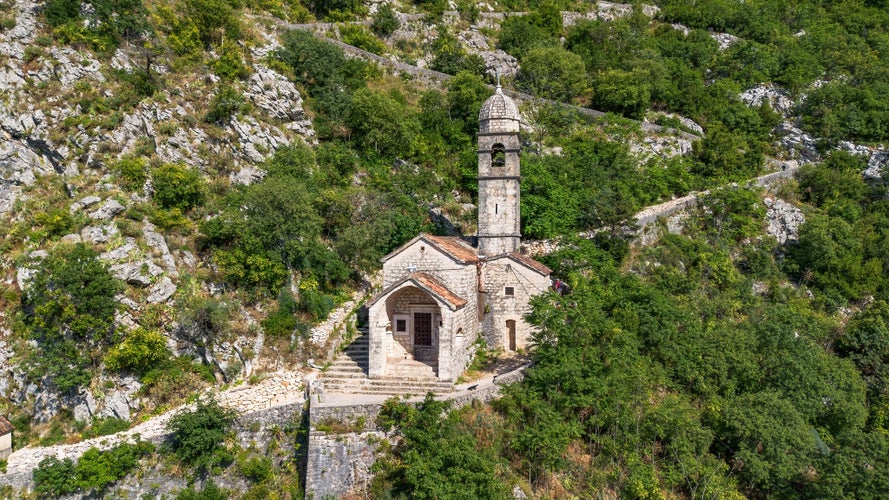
[507,320,516,351]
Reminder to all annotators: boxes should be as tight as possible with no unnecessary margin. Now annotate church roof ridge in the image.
[381,234,479,265]
[0,415,14,434]
[366,272,468,311]
[488,252,552,276]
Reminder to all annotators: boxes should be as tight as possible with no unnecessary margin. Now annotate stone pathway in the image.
[0,369,306,488]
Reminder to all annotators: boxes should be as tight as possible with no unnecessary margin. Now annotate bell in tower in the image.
[477,83,521,256]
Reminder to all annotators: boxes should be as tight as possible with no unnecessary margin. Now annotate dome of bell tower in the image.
[478,86,521,133]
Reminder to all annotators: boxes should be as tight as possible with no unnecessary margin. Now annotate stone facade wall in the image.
[368,280,479,380]
[383,241,476,295]
[483,259,550,350]
[440,303,480,380]
[305,431,384,499]
[0,432,11,459]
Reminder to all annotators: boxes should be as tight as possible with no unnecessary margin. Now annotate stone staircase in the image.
[318,331,454,396]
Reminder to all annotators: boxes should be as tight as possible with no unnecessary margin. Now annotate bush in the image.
[371,4,399,36]
[33,456,78,496]
[340,24,386,55]
[204,84,248,124]
[176,480,230,499]
[86,417,131,438]
[33,441,154,496]
[237,455,273,483]
[166,397,236,471]
[112,157,148,191]
[152,163,205,211]
[212,40,250,80]
[104,327,172,376]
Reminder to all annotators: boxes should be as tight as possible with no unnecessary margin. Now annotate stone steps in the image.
[319,332,453,396]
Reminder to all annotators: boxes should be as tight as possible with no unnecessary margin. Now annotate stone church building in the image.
[366,86,552,382]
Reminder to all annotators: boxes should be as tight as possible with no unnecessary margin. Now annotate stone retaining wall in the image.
[304,363,529,497]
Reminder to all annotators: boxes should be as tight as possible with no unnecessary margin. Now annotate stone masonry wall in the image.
[305,364,530,498]
[483,259,550,350]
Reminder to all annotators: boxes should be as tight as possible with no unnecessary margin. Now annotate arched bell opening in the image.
[491,143,506,168]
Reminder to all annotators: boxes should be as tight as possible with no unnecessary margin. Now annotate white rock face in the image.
[81,223,120,244]
[110,259,164,287]
[776,122,819,162]
[741,84,795,115]
[143,220,178,277]
[711,32,740,50]
[764,197,805,244]
[88,199,125,220]
[146,277,176,304]
[630,135,694,159]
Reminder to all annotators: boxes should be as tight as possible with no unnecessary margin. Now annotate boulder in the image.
[110,259,163,287]
[100,237,138,262]
[146,276,176,304]
[88,199,125,220]
[764,197,805,244]
[81,223,120,244]
[143,220,178,276]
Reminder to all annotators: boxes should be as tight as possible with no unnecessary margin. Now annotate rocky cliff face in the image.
[0,0,317,425]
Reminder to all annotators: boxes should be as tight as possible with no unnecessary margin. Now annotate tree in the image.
[182,0,240,47]
[371,4,400,36]
[166,397,236,471]
[22,243,120,392]
[152,163,205,211]
[517,46,587,101]
[346,87,419,157]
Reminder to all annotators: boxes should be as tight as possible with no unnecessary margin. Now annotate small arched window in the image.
[491,143,506,167]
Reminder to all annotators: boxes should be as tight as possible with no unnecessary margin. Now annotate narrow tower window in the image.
[491,143,506,167]
[495,203,498,214]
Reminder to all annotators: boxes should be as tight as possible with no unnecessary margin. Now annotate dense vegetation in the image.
[3,0,889,496]
[376,177,889,497]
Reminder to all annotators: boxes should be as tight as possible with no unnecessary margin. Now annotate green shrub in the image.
[33,208,76,240]
[86,417,131,438]
[237,455,273,483]
[212,40,250,80]
[32,441,153,496]
[152,163,205,211]
[340,24,386,55]
[204,84,248,124]
[165,397,236,471]
[112,157,148,191]
[33,456,78,496]
[104,327,172,375]
[176,480,230,499]
[371,4,399,36]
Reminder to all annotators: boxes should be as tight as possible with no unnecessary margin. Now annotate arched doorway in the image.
[384,287,441,369]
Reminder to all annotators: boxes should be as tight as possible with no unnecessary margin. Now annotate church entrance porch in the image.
[387,290,440,376]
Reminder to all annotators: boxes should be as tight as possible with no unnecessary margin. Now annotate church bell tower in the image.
[477,84,521,256]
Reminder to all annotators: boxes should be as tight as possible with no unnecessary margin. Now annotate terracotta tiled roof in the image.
[423,235,480,264]
[507,252,552,276]
[367,272,468,311]
[411,272,468,309]
[381,234,479,265]
[0,415,14,435]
